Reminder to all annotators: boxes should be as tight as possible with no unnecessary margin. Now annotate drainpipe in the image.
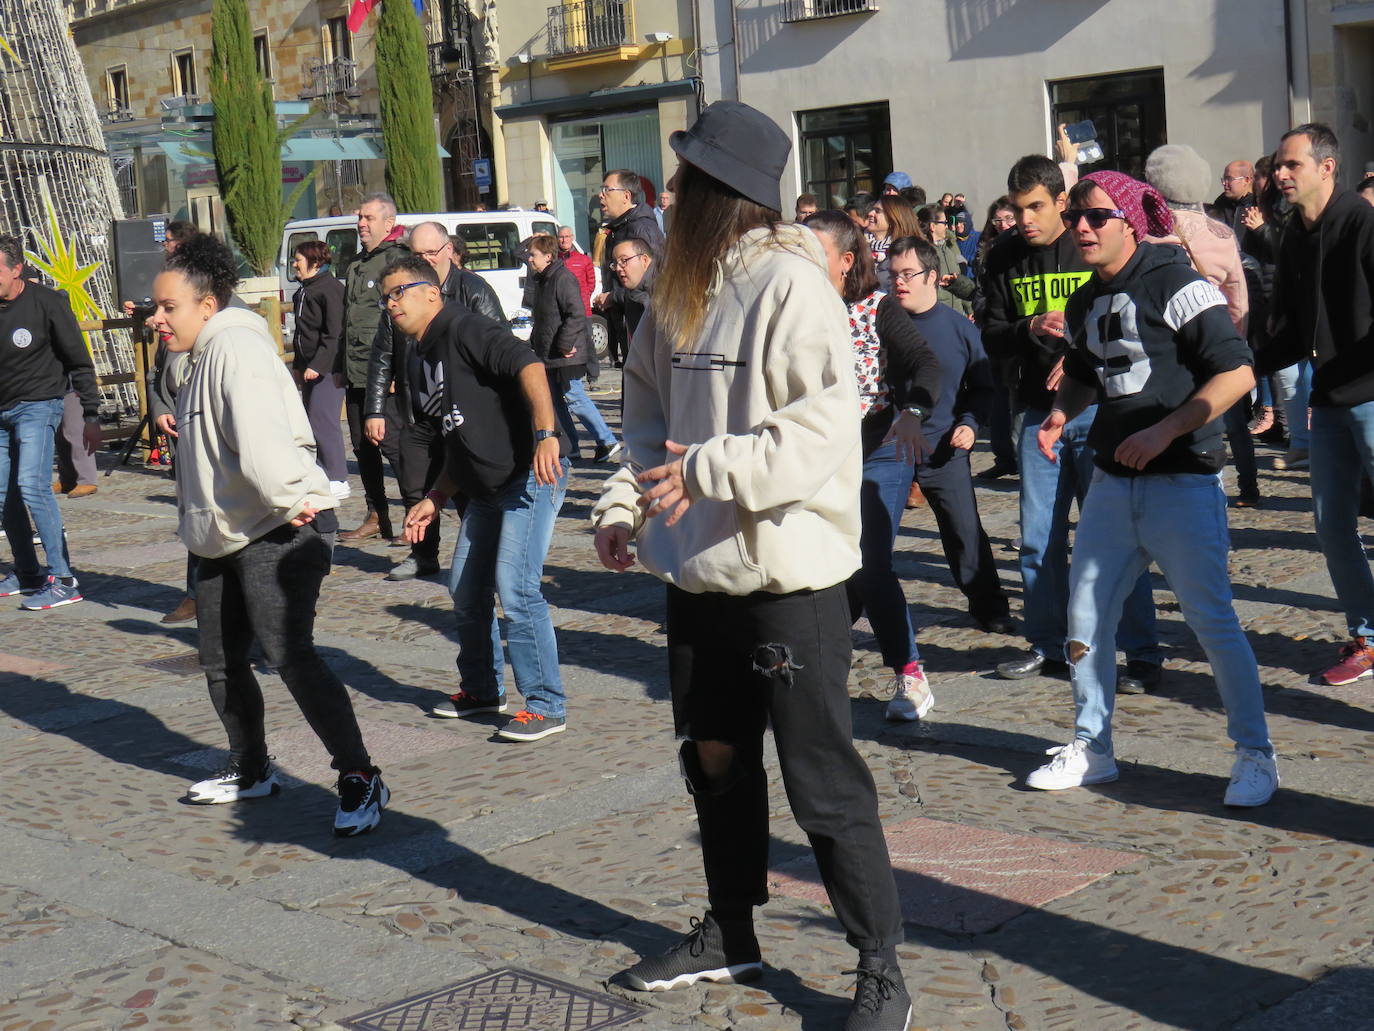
[730,0,742,102]
[1285,0,1312,126]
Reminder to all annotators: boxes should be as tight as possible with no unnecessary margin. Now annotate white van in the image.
[278,210,560,320]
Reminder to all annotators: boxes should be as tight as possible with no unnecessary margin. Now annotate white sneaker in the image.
[329,480,352,500]
[1224,747,1279,807]
[885,667,934,721]
[186,759,280,804]
[1025,739,1118,790]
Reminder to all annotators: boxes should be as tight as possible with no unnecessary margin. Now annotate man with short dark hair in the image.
[1026,171,1275,806]
[0,235,100,609]
[383,253,572,742]
[981,154,1161,691]
[794,193,818,221]
[593,170,664,367]
[341,191,406,542]
[1267,123,1374,686]
[611,236,653,342]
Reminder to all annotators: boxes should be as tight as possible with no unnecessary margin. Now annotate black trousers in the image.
[667,583,904,951]
[344,387,402,521]
[397,415,446,562]
[915,445,1009,623]
[196,524,372,773]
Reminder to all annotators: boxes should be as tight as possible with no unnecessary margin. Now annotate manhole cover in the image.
[341,968,643,1031]
[141,653,203,676]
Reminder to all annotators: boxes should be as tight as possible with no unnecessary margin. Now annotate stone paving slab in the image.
[770,816,1140,934]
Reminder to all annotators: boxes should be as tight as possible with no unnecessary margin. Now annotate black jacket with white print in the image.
[1062,241,1253,478]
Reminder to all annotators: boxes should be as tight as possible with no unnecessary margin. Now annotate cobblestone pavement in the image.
[2,398,1373,1031]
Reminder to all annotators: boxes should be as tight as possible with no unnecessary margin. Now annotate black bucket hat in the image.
[669,101,791,214]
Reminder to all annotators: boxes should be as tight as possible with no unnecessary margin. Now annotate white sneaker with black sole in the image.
[186,759,280,804]
[334,770,389,837]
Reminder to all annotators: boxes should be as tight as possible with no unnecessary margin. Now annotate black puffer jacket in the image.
[291,270,345,376]
[529,259,589,373]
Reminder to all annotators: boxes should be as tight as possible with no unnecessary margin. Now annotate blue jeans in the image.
[1018,406,1159,664]
[1274,361,1311,451]
[848,440,918,667]
[1310,402,1374,637]
[1067,470,1271,755]
[557,377,616,452]
[0,399,72,579]
[447,461,570,717]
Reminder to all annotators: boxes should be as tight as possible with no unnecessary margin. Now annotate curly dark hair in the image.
[164,233,239,309]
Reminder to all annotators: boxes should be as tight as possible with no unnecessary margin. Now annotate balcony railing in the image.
[783,0,879,21]
[428,40,473,79]
[104,103,135,123]
[546,0,635,57]
[298,58,360,100]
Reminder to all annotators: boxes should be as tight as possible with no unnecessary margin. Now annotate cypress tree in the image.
[375,0,442,212]
[209,0,281,275]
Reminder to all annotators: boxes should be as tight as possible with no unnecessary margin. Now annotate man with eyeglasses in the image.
[981,155,1162,692]
[611,237,654,342]
[364,222,506,580]
[1212,160,1255,237]
[340,192,407,543]
[556,227,596,315]
[592,170,664,368]
[379,253,572,742]
[1026,170,1276,807]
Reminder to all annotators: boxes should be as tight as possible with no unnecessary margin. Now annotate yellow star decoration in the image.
[24,184,105,354]
[0,33,20,66]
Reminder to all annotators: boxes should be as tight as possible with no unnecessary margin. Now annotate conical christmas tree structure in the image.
[0,0,136,410]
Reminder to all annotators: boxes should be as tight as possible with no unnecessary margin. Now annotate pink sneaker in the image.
[1322,638,1374,686]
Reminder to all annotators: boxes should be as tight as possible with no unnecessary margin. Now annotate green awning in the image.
[281,137,384,162]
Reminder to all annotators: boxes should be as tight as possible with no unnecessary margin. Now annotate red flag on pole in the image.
[346,0,378,32]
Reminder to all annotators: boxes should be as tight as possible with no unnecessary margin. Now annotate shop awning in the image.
[157,137,446,164]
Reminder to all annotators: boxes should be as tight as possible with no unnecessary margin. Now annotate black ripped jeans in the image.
[666,583,904,952]
[196,523,372,774]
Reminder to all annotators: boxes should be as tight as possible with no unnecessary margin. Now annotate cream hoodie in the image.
[591,223,862,595]
[171,308,335,558]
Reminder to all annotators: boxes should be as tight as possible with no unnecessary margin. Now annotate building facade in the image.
[485,0,701,250]
[67,0,492,225]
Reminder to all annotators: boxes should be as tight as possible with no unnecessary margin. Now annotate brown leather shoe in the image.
[52,480,64,494]
[905,482,926,509]
[340,512,382,541]
[67,484,98,499]
[161,596,197,624]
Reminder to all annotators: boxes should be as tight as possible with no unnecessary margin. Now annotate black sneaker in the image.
[1117,660,1163,695]
[844,955,912,1031]
[186,757,279,804]
[431,690,508,718]
[334,770,389,837]
[618,913,763,992]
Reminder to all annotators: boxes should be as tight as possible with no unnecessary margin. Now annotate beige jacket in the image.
[591,223,862,595]
[1148,208,1249,335]
[171,308,335,558]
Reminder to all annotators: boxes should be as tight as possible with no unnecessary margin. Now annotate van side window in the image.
[458,222,521,271]
[533,221,557,238]
[326,228,359,277]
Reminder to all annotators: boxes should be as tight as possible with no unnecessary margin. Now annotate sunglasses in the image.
[1061,207,1126,230]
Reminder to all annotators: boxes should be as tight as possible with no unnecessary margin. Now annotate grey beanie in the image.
[1144,144,1213,206]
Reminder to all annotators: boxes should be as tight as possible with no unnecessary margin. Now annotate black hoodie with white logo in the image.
[1062,241,1252,477]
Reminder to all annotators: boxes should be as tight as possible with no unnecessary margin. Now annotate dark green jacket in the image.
[343,232,409,387]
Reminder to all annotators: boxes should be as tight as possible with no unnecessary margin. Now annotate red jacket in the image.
[561,248,596,316]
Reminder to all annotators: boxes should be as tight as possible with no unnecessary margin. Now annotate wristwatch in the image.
[902,405,929,421]
[534,429,557,442]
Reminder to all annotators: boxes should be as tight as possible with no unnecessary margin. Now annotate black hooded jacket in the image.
[1264,188,1374,408]
[1063,241,1253,477]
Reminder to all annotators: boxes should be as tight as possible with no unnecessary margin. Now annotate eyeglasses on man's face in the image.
[1221,175,1252,185]
[415,244,451,260]
[378,281,432,309]
[599,184,629,195]
[891,267,937,284]
[611,254,648,270]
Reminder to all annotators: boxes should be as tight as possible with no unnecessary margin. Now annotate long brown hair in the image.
[653,161,784,350]
[874,195,923,241]
[804,209,878,305]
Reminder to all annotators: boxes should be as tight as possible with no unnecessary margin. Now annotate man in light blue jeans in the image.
[1025,171,1276,807]
[0,236,102,610]
[446,462,570,727]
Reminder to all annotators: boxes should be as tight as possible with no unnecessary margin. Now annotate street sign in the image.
[473,158,491,194]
